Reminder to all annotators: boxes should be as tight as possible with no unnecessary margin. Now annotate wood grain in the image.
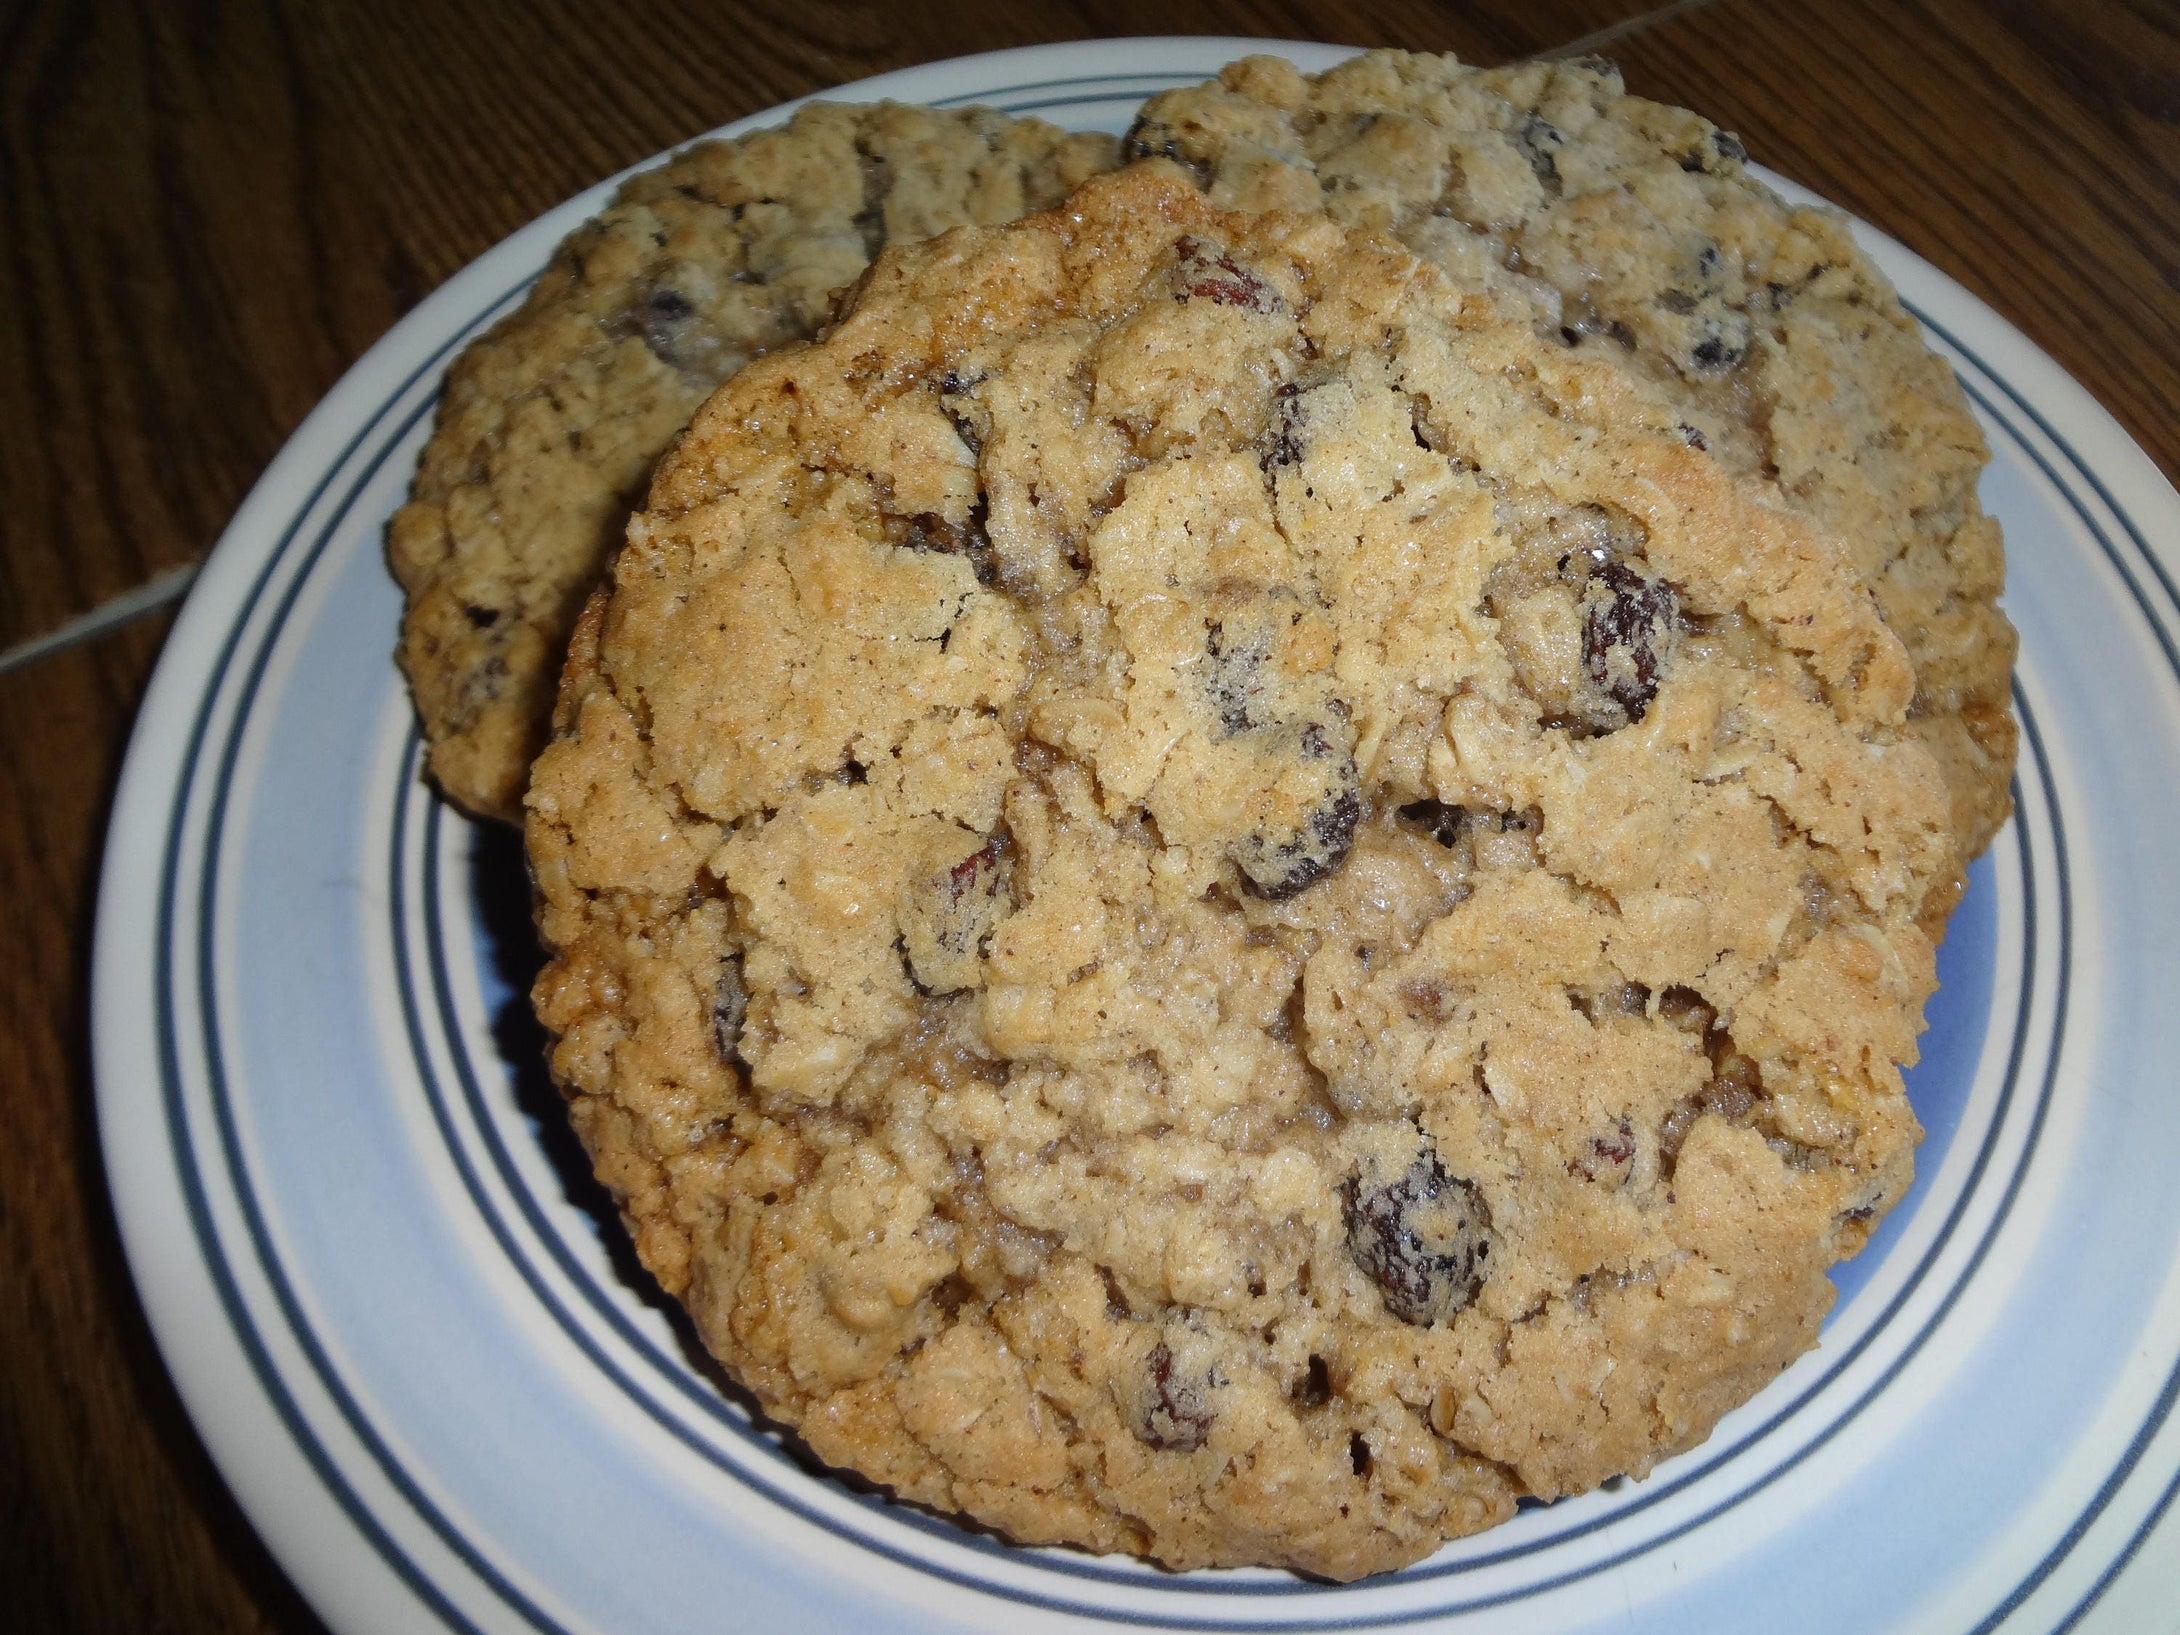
[0,2,2171,1631]
[0,614,334,1635]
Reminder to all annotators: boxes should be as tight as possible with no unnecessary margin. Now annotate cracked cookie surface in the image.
[1130,49,2016,921]
[388,101,1117,819]
[527,165,1952,1578]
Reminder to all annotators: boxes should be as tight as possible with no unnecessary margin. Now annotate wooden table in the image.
[3,1,2174,1628]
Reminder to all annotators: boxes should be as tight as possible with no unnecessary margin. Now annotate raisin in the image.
[1203,602,1358,896]
[1557,293,1624,350]
[1237,778,1359,899]
[1678,422,1709,451]
[1680,129,1747,174]
[1120,123,1166,161]
[935,368,986,456]
[1143,1341,1213,1451]
[1173,234,1279,314]
[1120,116,1213,185]
[896,511,959,552]
[1410,396,1436,452]
[892,503,995,586]
[644,287,693,321]
[1101,1266,1134,1320]
[1581,560,1677,725]
[1689,330,1746,373]
[1204,620,1269,734]
[1568,1117,1637,1184]
[1261,380,1305,472]
[1707,1044,1763,1122]
[463,603,500,628]
[1593,1122,1637,1165]
[1658,289,1698,315]
[1346,1148,1492,1326]
[623,284,732,375]
[1514,112,1566,193]
[948,843,1001,903]
[712,957,748,1071]
[899,833,1009,994]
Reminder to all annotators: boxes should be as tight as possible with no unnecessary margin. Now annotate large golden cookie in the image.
[527,164,1952,1578]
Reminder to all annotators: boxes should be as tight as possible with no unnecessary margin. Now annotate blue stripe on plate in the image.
[1914,306,2180,1635]
[928,70,1208,109]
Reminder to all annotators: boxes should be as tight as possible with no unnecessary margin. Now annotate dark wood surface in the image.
[2,1,2174,1629]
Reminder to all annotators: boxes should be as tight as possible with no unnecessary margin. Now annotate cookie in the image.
[1128,50,2016,922]
[526,164,1952,1578]
[387,101,1117,820]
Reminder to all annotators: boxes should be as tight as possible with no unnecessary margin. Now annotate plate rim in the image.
[90,34,2180,1635]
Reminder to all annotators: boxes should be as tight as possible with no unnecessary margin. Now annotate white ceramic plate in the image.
[93,37,2180,1635]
